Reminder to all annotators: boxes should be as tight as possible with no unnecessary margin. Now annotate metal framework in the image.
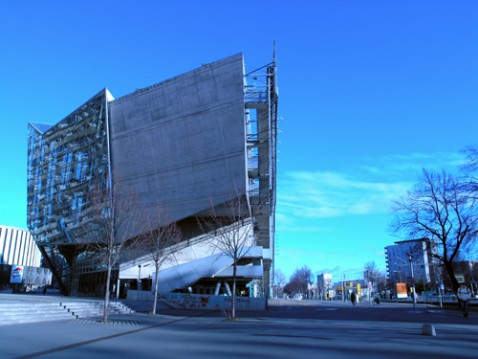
[244,54,278,296]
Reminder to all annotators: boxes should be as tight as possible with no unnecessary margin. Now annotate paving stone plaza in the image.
[1,294,477,358]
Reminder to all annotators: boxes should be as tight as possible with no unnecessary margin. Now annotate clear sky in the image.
[1,1,478,283]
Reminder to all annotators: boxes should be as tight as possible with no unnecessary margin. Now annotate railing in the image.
[244,89,269,104]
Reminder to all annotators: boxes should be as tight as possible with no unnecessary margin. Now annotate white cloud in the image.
[278,170,410,220]
[276,151,464,227]
[360,151,464,178]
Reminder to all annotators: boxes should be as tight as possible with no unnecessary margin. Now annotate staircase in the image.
[0,294,135,326]
[61,300,134,319]
[0,300,75,325]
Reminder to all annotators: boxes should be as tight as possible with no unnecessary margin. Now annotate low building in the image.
[0,225,41,267]
[0,225,43,289]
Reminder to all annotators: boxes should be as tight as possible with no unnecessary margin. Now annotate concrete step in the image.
[1,315,75,326]
[0,309,72,317]
[0,303,75,326]
[0,303,67,315]
[61,301,135,318]
[0,296,135,325]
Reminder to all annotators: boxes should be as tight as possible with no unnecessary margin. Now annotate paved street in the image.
[1,297,477,358]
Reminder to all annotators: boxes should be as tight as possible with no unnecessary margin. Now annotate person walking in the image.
[350,291,356,306]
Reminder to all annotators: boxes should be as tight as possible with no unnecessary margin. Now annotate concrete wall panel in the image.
[110,54,246,235]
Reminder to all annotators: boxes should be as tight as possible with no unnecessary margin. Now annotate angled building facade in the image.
[27,53,277,297]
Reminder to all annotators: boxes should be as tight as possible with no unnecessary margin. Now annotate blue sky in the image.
[1,1,478,282]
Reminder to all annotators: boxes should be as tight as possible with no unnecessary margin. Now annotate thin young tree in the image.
[390,169,478,293]
[142,209,182,314]
[364,261,380,287]
[199,194,254,320]
[273,269,287,298]
[79,183,138,322]
[364,261,382,299]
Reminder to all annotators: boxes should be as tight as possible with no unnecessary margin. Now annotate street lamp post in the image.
[408,252,416,310]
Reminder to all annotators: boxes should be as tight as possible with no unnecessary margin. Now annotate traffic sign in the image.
[457,285,471,301]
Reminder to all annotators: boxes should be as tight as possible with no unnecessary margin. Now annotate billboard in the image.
[10,266,24,284]
[10,265,52,286]
[396,282,408,298]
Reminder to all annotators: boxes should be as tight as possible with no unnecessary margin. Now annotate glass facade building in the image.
[28,90,112,246]
[27,54,277,297]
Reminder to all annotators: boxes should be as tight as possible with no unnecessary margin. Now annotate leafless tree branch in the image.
[390,169,478,292]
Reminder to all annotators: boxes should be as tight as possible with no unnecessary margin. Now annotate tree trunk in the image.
[103,261,111,323]
[153,263,160,315]
[232,263,237,320]
[444,260,459,293]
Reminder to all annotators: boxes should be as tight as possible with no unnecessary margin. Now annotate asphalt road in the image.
[1,299,477,358]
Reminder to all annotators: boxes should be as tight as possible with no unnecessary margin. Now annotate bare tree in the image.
[390,169,478,293]
[284,266,313,298]
[374,271,388,294]
[364,262,380,283]
[198,195,254,320]
[141,209,182,314]
[461,145,478,174]
[364,261,388,294]
[273,269,287,298]
[78,183,138,322]
[461,145,478,255]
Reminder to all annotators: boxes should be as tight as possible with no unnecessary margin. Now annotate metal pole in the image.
[469,262,475,298]
[367,270,371,306]
[433,261,443,308]
[408,253,416,310]
[342,274,346,302]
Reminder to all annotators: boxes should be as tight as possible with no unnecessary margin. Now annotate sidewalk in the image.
[1,293,478,358]
[1,302,477,358]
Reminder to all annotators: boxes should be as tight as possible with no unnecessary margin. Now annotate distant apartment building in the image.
[0,225,41,267]
[317,273,333,299]
[0,225,43,288]
[385,238,438,290]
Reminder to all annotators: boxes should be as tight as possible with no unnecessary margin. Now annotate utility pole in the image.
[408,252,416,310]
[342,274,346,302]
[367,270,371,306]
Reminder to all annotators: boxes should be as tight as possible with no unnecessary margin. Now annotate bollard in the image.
[422,324,436,336]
